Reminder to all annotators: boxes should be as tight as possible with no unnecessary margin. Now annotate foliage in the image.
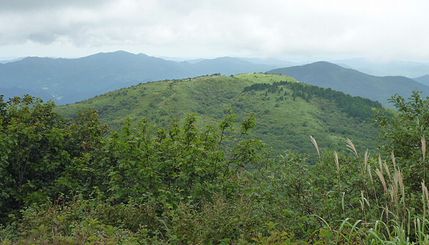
[1,92,429,244]
[0,95,107,222]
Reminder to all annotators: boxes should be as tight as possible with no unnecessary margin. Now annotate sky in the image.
[1,0,429,61]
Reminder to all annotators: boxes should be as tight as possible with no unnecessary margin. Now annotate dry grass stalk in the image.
[309,135,320,158]
[383,161,392,182]
[376,168,387,193]
[367,164,373,183]
[422,181,429,210]
[385,205,390,220]
[414,219,418,235]
[397,170,405,201]
[346,138,358,157]
[334,151,339,172]
[391,171,400,204]
[360,191,370,211]
[378,155,383,174]
[364,150,369,172]
[390,183,398,204]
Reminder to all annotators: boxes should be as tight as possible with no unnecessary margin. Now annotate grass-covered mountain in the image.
[268,61,429,105]
[61,73,382,153]
[0,51,272,104]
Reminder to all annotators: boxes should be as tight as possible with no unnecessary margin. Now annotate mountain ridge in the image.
[268,61,429,104]
[0,51,274,104]
[414,74,429,86]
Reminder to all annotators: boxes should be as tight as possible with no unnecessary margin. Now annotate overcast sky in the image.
[1,0,429,61]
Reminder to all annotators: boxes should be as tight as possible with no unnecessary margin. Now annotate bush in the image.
[3,93,429,243]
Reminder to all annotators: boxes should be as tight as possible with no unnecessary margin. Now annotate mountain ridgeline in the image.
[414,74,429,86]
[0,51,272,104]
[60,73,383,153]
[268,61,429,105]
[2,51,428,106]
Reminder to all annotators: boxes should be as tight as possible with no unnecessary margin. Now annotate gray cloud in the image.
[0,0,428,61]
[0,0,111,12]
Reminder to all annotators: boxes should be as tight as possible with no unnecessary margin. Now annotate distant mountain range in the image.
[335,58,429,77]
[1,51,429,105]
[414,74,429,86]
[268,61,429,105]
[0,51,273,104]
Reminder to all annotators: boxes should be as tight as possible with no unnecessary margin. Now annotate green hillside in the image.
[60,73,383,153]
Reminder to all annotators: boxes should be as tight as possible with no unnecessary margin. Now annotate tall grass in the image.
[315,137,429,244]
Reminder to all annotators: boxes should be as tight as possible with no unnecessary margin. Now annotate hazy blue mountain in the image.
[0,87,53,100]
[268,61,429,105]
[414,75,429,86]
[0,51,273,104]
[241,57,297,67]
[189,57,273,75]
[335,58,429,77]
[0,57,23,64]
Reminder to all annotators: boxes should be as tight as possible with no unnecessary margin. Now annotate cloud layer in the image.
[1,0,428,60]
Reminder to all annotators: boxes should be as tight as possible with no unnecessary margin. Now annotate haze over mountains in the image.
[1,50,429,105]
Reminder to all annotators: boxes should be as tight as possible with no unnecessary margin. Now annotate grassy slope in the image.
[60,73,381,153]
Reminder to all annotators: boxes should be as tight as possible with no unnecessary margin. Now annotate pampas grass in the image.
[309,135,320,158]
[376,168,387,193]
[334,151,340,172]
[346,138,358,157]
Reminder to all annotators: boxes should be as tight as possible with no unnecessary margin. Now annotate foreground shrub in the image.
[3,93,429,244]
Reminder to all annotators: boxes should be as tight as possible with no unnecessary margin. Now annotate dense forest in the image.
[1,91,429,244]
